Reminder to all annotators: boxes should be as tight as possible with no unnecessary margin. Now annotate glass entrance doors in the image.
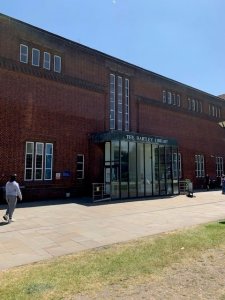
[104,140,179,200]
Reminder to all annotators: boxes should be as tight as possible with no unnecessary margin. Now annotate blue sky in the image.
[1,0,225,96]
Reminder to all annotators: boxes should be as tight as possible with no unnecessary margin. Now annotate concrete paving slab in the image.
[0,190,225,271]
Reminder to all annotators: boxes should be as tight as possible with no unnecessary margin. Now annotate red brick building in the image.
[0,13,224,201]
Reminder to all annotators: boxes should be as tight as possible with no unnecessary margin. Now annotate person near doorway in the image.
[3,174,22,223]
[205,174,210,191]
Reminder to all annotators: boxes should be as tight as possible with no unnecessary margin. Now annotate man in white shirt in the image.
[3,174,22,223]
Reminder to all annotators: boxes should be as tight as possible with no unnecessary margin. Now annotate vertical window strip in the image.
[25,142,34,180]
[43,52,51,70]
[110,74,115,130]
[77,154,84,179]
[195,154,205,177]
[20,44,28,63]
[54,55,61,73]
[45,143,53,180]
[162,90,166,103]
[125,78,129,131]
[117,76,123,130]
[216,157,224,177]
[32,48,40,66]
[35,142,44,180]
[167,91,172,104]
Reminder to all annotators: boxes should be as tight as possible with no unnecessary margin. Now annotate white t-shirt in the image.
[5,181,22,200]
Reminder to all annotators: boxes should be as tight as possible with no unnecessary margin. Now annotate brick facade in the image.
[0,13,224,201]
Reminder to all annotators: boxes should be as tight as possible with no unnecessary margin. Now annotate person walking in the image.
[222,174,225,195]
[3,174,22,223]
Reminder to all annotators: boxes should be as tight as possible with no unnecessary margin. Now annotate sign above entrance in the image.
[91,131,177,146]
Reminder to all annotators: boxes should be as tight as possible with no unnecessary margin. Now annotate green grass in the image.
[1,221,225,299]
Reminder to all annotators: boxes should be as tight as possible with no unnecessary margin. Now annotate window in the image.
[25,142,53,181]
[110,74,130,131]
[54,55,61,73]
[187,98,191,110]
[45,143,53,180]
[162,90,166,103]
[35,142,44,180]
[167,91,172,104]
[177,94,181,107]
[172,93,176,105]
[43,52,51,70]
[32,48,40,66]
[117,76,123,130]
[195,154,205,178]
[20,44,28,63]
[125,78,129,131]
[77,154,84,179]
[191,99,196,111]
[110,74,115,130]
[173,152,182,179]
[216,157,224,177]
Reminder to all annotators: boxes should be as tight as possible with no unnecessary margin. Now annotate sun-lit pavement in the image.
[0,190,225,270]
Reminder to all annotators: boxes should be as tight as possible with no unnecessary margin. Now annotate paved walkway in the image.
[0,190,225,271]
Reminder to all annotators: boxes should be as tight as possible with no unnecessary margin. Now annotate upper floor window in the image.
[54,55,61,73]
[110,74,116,130]
[110,74,129,131]
[125,78,129,131]
[117,76,123,131]
[20,44,28,63]
[209,104,221,118]
[188,97,202,113]
[32,48,40,66]
[162,90,181,107]
[43,52,51,70]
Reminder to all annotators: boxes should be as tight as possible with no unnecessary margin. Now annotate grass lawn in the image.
[1,221,225,299]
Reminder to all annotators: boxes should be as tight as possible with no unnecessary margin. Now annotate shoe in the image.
[9,218,15,222]
[3,215,9,222]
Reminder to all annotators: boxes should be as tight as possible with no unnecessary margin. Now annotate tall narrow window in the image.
[54,55,61,73]
[20,44,28,63]
[125,78,129,131]
[188,98,191,110]
[195,154,205,178]
[216,157,224,177]
[45,143,53,180]
[172,93,176,105]
[162,90,166,103]
[117,76,123,130]
[167,91,172,104]
[43,52,51,70]
[35,143,44,180]
[177,94,181,107]
[25,142,34,180]
[32,48,40,66]
[110,74,115,130]
[77,154,84,179]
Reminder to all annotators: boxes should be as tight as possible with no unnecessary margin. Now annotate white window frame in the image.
[43,52,51,70]
[24,141,53,181]
[77,154,84,179]
[162,90,166,103]
[117,76,123,130]
[54,55,61,73]
[172,92,176,105]
[110,74,115,130]
[35,142,44,180]
[177,94,181,107]
[125,78,129,131]
[20,44,28,63]
[216,157,224,177]
[32,48,40,66]
[195,154,205,178]
[25,142,34,180]
[45,143,53,180]
[167,91,172,104]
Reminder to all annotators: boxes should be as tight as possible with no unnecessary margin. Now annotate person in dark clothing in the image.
[205,174,210,191]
